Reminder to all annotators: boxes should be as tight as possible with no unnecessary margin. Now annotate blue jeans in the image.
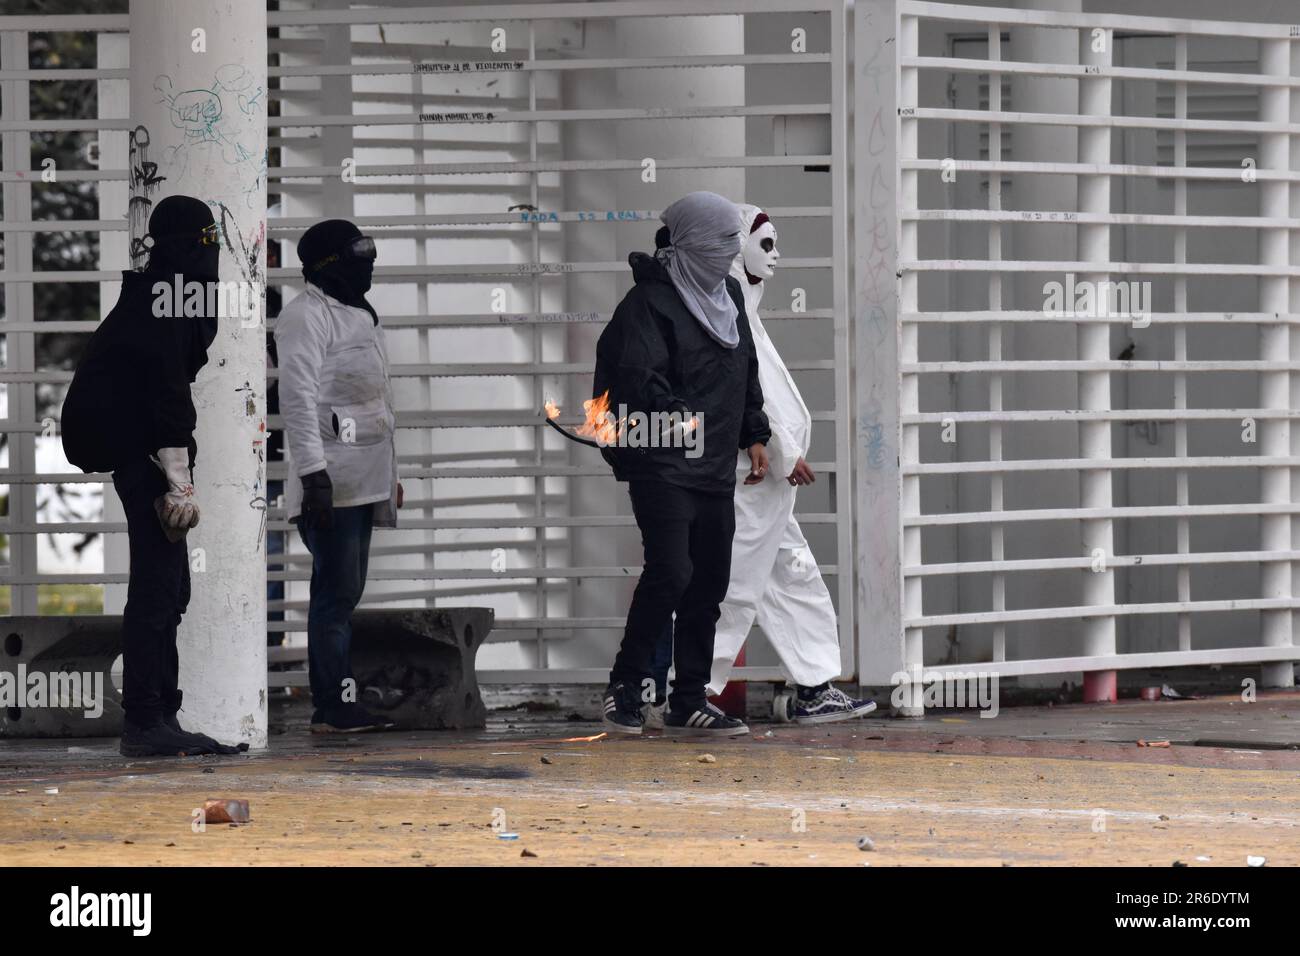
[651,618,673,703]
[297,504,374,714]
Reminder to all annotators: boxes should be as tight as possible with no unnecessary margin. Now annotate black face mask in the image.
[152,239,220,284]
[323,256,373,297]
[303,233,378,320]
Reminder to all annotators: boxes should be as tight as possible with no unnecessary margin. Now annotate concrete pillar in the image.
[1007,0,1084,680]
[129,0,269,746]
[1076,25,1118,701]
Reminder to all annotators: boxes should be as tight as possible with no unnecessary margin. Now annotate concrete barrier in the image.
[1,607,493,737]
[0,616,123,738]
[350,608,492,730]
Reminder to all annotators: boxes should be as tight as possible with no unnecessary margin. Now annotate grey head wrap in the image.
[654,191,743,349]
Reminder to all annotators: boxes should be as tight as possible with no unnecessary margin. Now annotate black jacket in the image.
[593,251,770,494]
[61,270,217,473]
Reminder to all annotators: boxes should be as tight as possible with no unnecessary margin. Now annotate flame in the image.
[559,732,608,743]
[544,398,560,420]
[572,390,624,446]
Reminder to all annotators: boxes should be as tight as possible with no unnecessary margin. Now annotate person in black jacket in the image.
[596,191,770,737]
[62,195,246,757]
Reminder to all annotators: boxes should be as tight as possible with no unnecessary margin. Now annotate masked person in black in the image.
[596,191,771,736]
[274,219,400,734]
[62,195,247,757]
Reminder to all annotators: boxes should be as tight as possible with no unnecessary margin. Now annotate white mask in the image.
[742,220,779,281]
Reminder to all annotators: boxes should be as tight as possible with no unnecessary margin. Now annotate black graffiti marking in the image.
[218,201,265,289]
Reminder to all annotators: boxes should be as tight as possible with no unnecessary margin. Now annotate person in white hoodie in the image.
[664,204,876,724]
[274,219,401,734]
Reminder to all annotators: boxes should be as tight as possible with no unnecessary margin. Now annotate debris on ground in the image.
[496,832,519,840]
[1247,855,1266,867]
[203,798,250,824]
[540,756,553,765]
[698,753,717,763]
[521,848,538,858]
[1137,739,1172,748]
[857,836,875,851]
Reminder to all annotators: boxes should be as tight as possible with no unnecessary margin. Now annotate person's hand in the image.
[300,469,334,530]
[152,447,200,531]
[787,457,816,486]
[744,443,769,485]
[396,482,405,509]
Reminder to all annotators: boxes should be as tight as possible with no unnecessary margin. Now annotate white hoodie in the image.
[274,285,398,527]
[730,203,813,481]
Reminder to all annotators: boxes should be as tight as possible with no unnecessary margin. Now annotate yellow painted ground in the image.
[3,730,1297,866]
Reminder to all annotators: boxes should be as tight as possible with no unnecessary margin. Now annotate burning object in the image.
[543,392,700,456]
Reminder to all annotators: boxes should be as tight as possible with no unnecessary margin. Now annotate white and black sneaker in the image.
[793,685,877,725]
[602,681,645,735]
[663,700,750,736]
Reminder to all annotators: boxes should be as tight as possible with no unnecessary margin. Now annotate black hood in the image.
[628,250,672,285]
[146,195,220,283]
[298,219,376,322]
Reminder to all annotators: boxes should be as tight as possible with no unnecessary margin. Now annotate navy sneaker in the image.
[794,685,877,724]
[602,681,645,735]
[310,705,396,735]
[664,700,749,736]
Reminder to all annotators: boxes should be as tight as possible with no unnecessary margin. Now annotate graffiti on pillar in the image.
[216,201,265,290]
[127,125,166,269]
[152,63,266,209]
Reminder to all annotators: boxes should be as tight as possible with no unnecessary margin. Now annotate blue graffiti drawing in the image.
[863,421,886,469]
[153,64,266,208]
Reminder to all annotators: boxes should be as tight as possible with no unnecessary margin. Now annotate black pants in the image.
[610,480,736,709]
[114,457,189,727]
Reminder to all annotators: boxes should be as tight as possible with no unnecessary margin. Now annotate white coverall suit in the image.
[707,204,842,695]
[275,285,399,527]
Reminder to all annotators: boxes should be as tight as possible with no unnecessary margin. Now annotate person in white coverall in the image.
[691,204,876,724]
[275,219,402,735]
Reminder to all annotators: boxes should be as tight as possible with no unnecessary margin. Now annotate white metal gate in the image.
[885,0,1300,691]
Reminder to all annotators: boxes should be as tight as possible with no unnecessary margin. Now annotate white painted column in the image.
[129,0,269,746]
[894,8,922,714]
[1077,24,1117,700]
[1259,37,1294,688]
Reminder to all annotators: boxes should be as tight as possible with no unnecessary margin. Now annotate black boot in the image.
[157,689,249,755]
[119,718,210,757]
[163,689,184,733]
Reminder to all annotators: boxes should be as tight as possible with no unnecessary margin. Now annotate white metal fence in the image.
[894,1,1300,688]
[8,0,1297,701]
[0,1,854,688]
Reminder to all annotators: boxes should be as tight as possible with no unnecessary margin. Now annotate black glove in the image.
[300,469,334,531]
